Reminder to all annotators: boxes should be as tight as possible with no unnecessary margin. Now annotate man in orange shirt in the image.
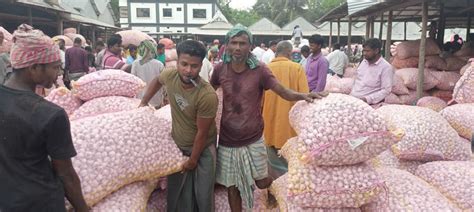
[263,41,309,177]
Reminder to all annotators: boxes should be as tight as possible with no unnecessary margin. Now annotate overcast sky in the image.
[229,0,257,10]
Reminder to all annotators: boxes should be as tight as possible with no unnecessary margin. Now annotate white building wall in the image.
[158,3,185,24]
[187,27,201,33]
[130,3,157,24]
[119,0,127,7]
[186,4,213,24]
[159,27,186,33]
[132,26,157,33]
[120,18,128,24]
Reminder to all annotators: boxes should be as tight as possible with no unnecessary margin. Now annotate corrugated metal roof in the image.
[347,0,385,15]
[282,17,317,31]
[15,0,73,13]
[69,13,119,29]
[248,18,281,32]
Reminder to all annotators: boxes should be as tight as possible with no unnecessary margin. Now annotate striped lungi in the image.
[216,138,268,209]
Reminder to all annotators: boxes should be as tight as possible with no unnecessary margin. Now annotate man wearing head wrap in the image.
[131,40,165,108]
[0,24,88,212]
[210,24,328,211]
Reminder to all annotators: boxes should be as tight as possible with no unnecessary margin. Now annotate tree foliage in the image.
[218,0,261,26]
[219,0,344,27]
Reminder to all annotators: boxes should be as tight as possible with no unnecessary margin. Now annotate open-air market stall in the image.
[317,0,474,103]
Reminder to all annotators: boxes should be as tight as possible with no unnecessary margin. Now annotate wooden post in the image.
[27,7,33,26]
[379,13,384,40]
[437,3,446,46]
[417,1,428,101]
[92,27,96,47]
[366,17,370,40]
[77,24,81,34]
[467,0,472,41]
[404,21,407,40]
[348,17,352,56]
[468,15,472,42]
[105,27,108,42]
[385,11,393,61]
[337,18,341,44]
[57,13,63,35]
[329,21,333,52]
[370,17,375,38]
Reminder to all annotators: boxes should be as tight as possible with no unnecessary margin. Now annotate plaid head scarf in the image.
[138,40,157,65]
[10,24,60,69]
[222,24,259,70]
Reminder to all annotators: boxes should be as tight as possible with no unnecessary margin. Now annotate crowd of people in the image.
[1,22,398,212]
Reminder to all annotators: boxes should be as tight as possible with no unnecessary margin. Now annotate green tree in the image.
[218,0,261,26]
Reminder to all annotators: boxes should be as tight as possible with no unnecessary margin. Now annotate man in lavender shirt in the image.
[305,34,329,92]
[350,38,394,104]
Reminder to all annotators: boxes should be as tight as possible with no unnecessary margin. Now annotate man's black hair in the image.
[269,40,279,47]
[128,44,137,51]
[107,34,122,47]
[308,34,324,45]
[85,46,92,52]
[333,43,341,50]
[363,38,382,52]
[74,37,82,44]
[157,43,165,49]
[300,45,310,53]
[176,40,207,61]
[95,40,105,47]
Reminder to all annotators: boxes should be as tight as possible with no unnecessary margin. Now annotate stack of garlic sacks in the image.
[270,93,473,211]
[45,69,189,211]
[271,93,404,211]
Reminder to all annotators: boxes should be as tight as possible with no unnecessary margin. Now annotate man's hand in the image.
[182,159,198,172]
[303,91,329,103]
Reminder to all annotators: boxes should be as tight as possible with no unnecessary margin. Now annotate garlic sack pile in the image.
[289,94,403,166]
[377,105,470,161]
[431,71,461,91]
[453,64,474,103]
[283,146,385,209]
[440,103,474,140]
[391,74,410,95]
[362,168,461,212]
[71,107,187,205]
[394,38,441,59]
[270,174,361,212]
[395,68,439,90]
[92,180,158,211]
[72,69,146,101]
[70,96,141,120]
[45,87,83,116]
[415,96,447,112]
[369,149,424,175]
[324,76,354,94]
[415,161,474,210]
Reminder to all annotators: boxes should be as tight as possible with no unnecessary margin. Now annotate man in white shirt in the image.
[326,43,349,77]
[299,45,310,69]
[131,40,165,108]
[292,25,303,47]
[200,57,213,83]
[261,40,278,64]
[252,45,266,61]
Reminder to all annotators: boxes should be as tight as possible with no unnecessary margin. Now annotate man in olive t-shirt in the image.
[139,40,218,212]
